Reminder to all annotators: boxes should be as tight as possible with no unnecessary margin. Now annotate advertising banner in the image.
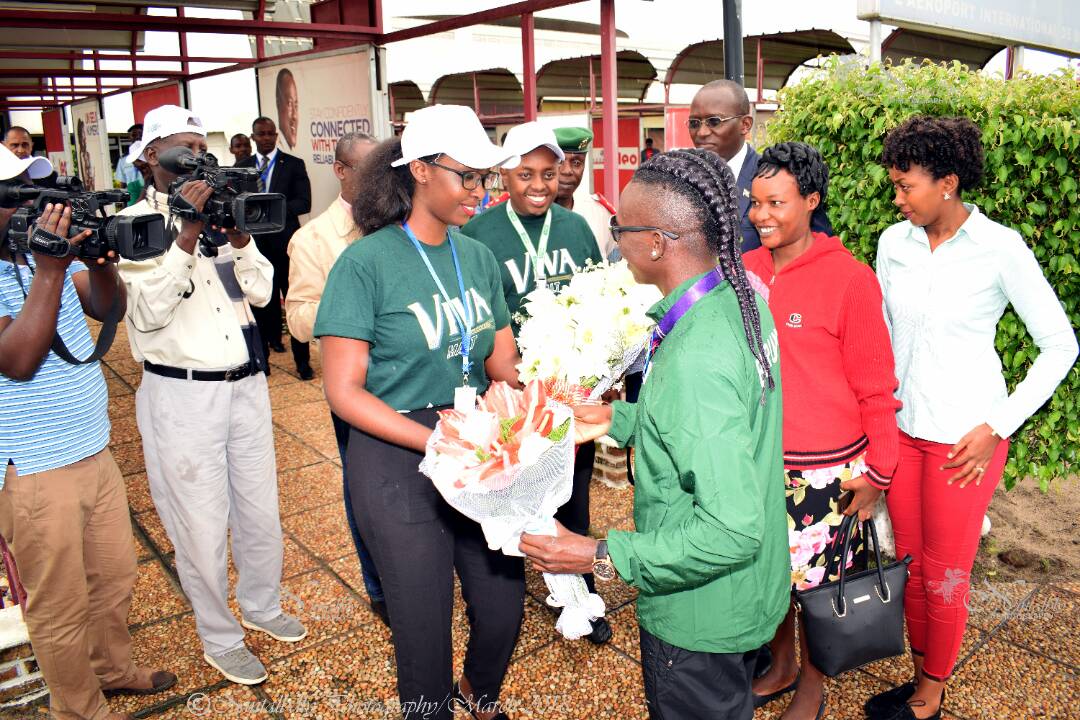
[70,99,112,191]
[257,47,378,217]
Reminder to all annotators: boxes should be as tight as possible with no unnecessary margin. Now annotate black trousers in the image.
[346,408,525,720]
[251,235,309,370]
[640,627,758,720]
[555,440,596,593]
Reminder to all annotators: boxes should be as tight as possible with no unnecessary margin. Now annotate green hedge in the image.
[767,59,1079,490]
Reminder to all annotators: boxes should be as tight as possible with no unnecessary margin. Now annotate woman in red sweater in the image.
[743,142,901,720]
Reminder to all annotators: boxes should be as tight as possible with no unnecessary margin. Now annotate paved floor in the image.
[15,328,1079,719]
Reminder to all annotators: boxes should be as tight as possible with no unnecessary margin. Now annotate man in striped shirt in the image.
[0,145,176,720]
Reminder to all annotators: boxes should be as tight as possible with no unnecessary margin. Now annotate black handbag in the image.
[794,514,913,677]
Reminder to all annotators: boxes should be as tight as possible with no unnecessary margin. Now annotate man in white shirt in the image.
[283,131,388,622]
[117,104,304,687]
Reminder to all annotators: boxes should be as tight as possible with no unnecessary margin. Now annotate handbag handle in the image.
[823,515,890,617]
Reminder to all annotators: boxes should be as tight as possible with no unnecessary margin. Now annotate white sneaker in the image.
[241,612,307,642]
[203,646,268,685]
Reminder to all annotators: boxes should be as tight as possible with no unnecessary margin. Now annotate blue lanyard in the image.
[402,222,473,384]
[258,152,278,187]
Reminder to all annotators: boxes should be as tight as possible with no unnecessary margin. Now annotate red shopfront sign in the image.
[591,116,640,199]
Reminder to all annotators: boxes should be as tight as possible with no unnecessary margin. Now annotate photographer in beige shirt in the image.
[286,131,376,344]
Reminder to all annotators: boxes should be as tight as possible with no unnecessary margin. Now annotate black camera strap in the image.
[9,250,124,366]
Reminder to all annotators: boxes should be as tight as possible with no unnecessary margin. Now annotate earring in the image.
[650,250,658,258]
[943,192,951,200]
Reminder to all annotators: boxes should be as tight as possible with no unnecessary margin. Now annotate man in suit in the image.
[238,116,313,378]
[689,79,831,252]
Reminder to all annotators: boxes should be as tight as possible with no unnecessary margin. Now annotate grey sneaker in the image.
[203,646,267,685]
[241,613,307,642]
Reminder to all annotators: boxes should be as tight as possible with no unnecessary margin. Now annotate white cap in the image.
[391,104,516,170]
[500,122,565,169]
[0,143,52,181]
[137,104,205,161]
[125,140,144,164]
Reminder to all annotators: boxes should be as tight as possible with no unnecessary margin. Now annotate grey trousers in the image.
[136,370,284,656]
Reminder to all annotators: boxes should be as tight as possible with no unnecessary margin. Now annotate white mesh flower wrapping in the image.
[420,401,606,639]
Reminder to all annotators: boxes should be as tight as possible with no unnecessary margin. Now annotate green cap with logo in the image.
[553,127,593,154]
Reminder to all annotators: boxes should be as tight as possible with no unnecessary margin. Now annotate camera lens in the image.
[244,202,266,224]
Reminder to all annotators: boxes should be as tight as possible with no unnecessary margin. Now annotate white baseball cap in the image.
[0,143,52,181]
[500,122,565,169]
[125,140,144,164]
[136,104,205,161]
[391,104,517,170]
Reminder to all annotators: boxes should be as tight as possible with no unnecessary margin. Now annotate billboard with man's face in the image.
[256,47,382,216]
[71,99,112,191]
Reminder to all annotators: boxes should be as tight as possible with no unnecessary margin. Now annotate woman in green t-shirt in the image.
[314,105,523,720]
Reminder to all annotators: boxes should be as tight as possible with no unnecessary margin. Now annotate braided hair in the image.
[633,148,775,395]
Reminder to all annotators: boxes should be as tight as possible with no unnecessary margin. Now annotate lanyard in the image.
[257,152,278,189]
[505,201,552,285]
[402,222,474,384]
[643,267,725,378]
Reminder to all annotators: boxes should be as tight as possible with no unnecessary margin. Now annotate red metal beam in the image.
[381,0,582,44]
[756,37,763,105]
[0,68,181,79]
[599,0,618,207]
[0,51,249,64]
[0,9,379,41]
[255,0,267,60]
[521,13,537,121]
[177,8,191,77]
[0,84,127,93]
[0,101,68,108]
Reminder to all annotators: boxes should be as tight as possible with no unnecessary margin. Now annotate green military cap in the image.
[553,127,593,153]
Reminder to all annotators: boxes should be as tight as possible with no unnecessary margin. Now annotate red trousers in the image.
[886,431,1009,681]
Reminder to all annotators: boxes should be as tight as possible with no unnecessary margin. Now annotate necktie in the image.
[256,155,268,192]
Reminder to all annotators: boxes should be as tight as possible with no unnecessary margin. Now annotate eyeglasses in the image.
[424,156,499,191]
[686,114,747,131]
[609,215,681,244]
[336,160,358,171]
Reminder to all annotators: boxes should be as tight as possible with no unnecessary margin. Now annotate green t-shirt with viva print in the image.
[313,224,511,412]
[463,201,604,333]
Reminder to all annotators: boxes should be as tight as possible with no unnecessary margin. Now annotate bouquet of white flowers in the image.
[420,380,605,639]
[516,260,662,403]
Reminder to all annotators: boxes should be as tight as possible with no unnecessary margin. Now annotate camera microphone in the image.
[158,146,201,174]
[0,181,42,209]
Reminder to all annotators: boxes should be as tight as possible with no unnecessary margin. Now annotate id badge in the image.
[454,385,477,413]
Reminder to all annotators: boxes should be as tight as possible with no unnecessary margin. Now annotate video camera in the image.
[1,176,167,262]
[160,147,285,237]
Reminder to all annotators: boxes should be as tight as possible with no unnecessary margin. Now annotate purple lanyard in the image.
[644,267,725,375]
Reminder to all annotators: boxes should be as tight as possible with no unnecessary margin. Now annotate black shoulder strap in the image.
[49,283,123,365]
[9,251,124,366]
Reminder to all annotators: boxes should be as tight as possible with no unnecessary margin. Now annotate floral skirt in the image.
[785,453,869,591]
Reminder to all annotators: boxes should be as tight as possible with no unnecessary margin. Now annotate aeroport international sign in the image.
[858,0,1079,56]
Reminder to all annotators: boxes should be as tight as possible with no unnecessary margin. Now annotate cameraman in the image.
[0,145,176,720]
[115,105,304,686]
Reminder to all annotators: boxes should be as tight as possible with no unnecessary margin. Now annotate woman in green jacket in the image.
[521,148,790,720]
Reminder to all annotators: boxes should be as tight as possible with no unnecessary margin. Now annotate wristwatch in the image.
[593,539,618,582]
